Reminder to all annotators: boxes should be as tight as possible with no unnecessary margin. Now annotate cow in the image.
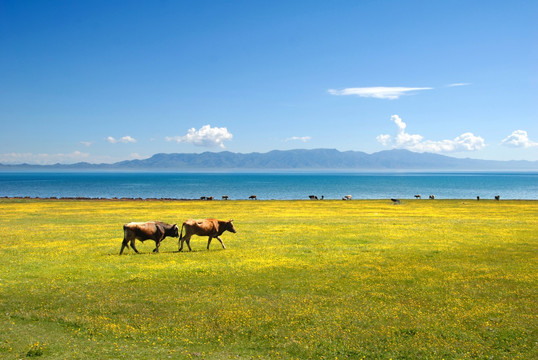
[414,194,421,199]
[120,221,179,255]
[309,195,318,200]
[495,195,500,201]
[429,195,435,200]
[342,195,352,200]
[222,195,229,200]
[179,219,237,252]
[249,195,257,200]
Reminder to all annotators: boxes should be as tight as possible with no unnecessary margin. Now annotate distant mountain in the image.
[1,149,537,171]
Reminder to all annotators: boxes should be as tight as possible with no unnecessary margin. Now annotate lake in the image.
[0,172,536,200]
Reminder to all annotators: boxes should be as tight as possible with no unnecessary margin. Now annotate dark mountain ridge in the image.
[1,149,536,171]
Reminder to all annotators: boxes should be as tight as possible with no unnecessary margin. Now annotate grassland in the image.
[0,198,536,359]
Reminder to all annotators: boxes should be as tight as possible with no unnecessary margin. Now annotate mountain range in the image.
[1,149,537,171]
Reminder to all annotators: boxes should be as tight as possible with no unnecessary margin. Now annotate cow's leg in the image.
[130,239,140,254]
[185,236,192,251]
[207,237,212,250]
[215,236,226,249]
[153,236,166,253]
[179,235,192,252]
[119,239,129,255]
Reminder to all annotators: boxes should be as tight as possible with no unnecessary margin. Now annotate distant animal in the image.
[206,196,214,201]
[495,195,500,201]
[120,221,179,255]
[477,196,480,201]
[222,195,229,200]
[320,195,324,200]
[429,195,435,200]
[309,195,319,200]
[179,219,237,252]
[391,198,401,204]
[249,195,257,200]
[342,195,352,200]
[200,196,207,200]
[414,195,421,199]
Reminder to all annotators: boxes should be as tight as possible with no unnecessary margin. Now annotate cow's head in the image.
[226,220,237,233]
[171,224,179,237]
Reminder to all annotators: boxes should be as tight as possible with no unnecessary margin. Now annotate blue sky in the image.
[1,0,536,164]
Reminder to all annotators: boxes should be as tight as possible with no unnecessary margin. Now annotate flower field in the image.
[0,198,536,359]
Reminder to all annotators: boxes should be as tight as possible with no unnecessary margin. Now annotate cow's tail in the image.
[122,225,128,241]
[120,224,129,255]
[179,223,185,240]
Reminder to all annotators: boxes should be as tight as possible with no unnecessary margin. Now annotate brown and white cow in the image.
[179,219,236,251]
[120,221,179,255]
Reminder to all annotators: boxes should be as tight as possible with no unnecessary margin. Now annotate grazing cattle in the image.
[342,195,352,200]
[179,219,237,251]
[120,221,179,255]
[249,195,257,200]
[495,195,500,201]
[414,195,421,199]
[429,195,435,200]
[222,195,229,200]
[391,198,401,204]
[477,196,480,201]
[309,195,319,200]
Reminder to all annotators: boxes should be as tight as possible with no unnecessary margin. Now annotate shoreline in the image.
[1,196,536,201]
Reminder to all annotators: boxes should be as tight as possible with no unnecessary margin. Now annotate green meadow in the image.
[0,198,536,359]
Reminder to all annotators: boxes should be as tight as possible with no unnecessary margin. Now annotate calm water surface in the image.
[0,172,536,200]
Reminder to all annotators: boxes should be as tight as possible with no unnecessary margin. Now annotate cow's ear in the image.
[173,224,178,229]
[229,219,234,223]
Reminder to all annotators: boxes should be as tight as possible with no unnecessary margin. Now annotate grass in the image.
[0,198,536,359]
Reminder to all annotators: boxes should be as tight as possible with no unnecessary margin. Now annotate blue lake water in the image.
[0,172,536,200]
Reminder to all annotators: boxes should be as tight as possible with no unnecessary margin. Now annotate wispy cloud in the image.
[377,115,485,153]
[328,86,432,100]
[80,141,93,147]
[285,136,312,142]
[502,130,538,148]
[0,151,90,165]
[446,83,471,87]
[165,125,233,148]
[107,136,137,144]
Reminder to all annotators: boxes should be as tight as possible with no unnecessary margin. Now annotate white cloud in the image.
[376,134,391,146]
[377,115,485,153]
[328,86,432,100]
[107,135,137,144]
[80,141,93,147]
[285,136,312,142]
[0,151,90,165]
[446,83,471,87]
[165,125,233,148]
[502,130,538,148]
